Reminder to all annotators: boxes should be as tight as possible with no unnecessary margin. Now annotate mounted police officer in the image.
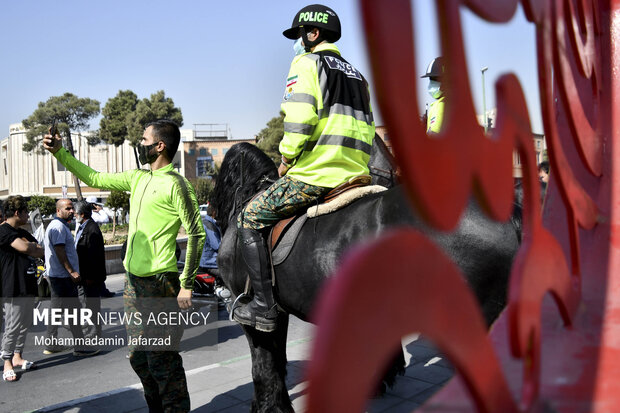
[422,56,446,134]
[232,4,375,332]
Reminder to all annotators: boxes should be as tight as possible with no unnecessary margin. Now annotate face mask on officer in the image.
[293,37,305,56]
[138,142,159,165]
[428,79,443,99]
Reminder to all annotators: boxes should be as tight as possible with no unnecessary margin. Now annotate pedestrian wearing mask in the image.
[43,119,205,413]
[422,56,446,135]
[74,200,107,339]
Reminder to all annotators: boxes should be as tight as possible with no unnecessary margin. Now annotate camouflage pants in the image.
[124,272,189,413]
[238,175,331,230]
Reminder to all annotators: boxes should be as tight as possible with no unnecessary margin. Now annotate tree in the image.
[99,90,139,146]
[126,90,183,146]
[27,195,56,216]
[256,112,285,164]
[99,90,182,167]
[191,178,215,206]
[22,93,101,199]
[106,190,130,238]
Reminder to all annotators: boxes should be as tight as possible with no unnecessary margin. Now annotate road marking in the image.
[35,336,312,412]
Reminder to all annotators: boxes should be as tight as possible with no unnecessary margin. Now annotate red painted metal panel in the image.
[306,0,618,411]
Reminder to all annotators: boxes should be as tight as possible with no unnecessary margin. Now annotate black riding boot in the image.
[232,228,278,332]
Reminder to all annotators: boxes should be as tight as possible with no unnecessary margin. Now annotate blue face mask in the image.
[293,38,305,56]
[428,80,443,99]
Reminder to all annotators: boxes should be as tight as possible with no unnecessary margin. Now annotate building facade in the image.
[0,123,256,201]
[180,126,255,181]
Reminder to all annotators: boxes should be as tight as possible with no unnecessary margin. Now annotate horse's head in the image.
[212,142,278,233]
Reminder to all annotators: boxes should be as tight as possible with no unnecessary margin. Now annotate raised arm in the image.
[43,133,135,191]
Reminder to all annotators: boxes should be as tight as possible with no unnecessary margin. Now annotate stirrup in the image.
[229,293,249,322]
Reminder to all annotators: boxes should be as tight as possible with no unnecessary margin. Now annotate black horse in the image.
[212,142,520,413]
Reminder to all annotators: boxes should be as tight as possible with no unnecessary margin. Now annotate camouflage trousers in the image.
[238,175,331,230]
[124,272,189,413]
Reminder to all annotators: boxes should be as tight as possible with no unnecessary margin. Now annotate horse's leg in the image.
[244,312,293,413]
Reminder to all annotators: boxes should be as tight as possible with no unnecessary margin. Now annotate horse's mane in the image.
[212,142,278,233]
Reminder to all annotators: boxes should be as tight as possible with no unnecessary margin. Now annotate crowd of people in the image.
[0,196,112,381]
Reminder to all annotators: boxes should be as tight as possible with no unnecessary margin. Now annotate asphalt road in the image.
[0,273,314,413]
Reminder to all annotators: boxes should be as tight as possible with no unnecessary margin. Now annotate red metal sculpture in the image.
[306,0,615,411]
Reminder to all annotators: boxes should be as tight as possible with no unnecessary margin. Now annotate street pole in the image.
[481,66,488,133]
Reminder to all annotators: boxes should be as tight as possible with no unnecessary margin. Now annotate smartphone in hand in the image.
[49,119,58,136]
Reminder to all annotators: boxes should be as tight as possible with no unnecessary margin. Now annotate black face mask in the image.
[138,142,159,165]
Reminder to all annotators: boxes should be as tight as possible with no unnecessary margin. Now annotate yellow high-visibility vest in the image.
[426,96,445,134]
[279,43,375,188]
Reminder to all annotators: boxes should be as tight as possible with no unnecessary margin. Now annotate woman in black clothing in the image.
[0,196,44,381]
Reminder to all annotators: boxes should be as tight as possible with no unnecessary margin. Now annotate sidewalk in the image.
[36,336,453,413]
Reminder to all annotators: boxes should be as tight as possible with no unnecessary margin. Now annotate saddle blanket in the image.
[306,185,387,218]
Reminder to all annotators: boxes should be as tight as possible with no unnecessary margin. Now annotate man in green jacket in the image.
[43,119,205,413]
[232,4,375,332]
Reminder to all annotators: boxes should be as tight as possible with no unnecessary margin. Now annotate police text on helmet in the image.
[299,12,329,24]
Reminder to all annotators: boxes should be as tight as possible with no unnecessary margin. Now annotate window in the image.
[199,148,207,156]
[188,148,195,156]
[196,156,214,177]
[212,149,218,156]
[1,147,6,175]
[223,148,229,155]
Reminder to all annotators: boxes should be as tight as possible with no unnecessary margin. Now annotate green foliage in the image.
[256,112,285,164]
[99,90,139,146]
[106,190,130,212]
[27,195,56,216]
[22,93,100,152]
[190,178,215,205]
[126,90,184,146]
[104,235,128,246]
[99,223,129,233]
[106,190,130,237]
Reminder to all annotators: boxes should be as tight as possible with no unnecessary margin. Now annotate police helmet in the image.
[283,4,341,42]
[421,56,445,79]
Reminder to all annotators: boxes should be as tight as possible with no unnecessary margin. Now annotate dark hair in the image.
[206,204,216,217]
[211,142,278,232]
[74,200,92,219]
[146,119,181,161]
[538,161,550,174]
[3,195,28,218]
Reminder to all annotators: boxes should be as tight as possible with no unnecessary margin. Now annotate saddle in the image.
[269,175,387,266]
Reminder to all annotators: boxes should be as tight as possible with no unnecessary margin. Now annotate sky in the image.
[0,1,541,140]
